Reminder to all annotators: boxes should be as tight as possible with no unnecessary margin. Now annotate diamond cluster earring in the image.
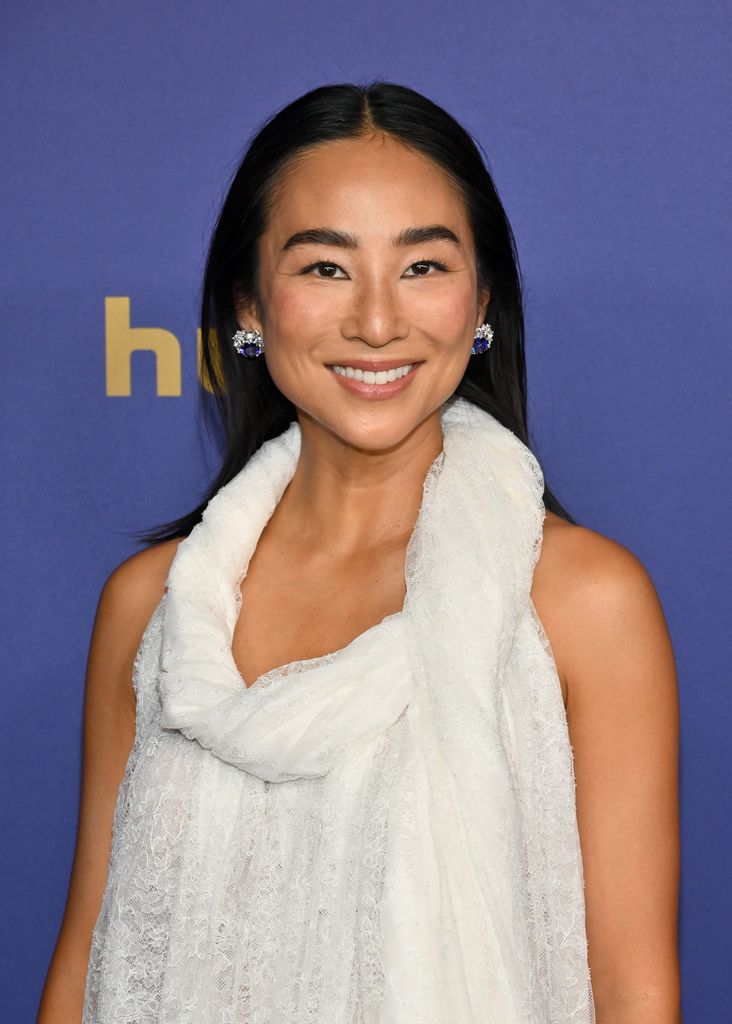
[232,328,264,358]
[471,323,494,355]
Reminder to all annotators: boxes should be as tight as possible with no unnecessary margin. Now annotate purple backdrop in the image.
[3,2,730,1020]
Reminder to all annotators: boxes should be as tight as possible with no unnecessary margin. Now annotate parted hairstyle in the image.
[142,80,575,543]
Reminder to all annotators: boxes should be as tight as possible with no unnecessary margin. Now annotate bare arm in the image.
[36,540,180,1023]
[544,525,681,1022]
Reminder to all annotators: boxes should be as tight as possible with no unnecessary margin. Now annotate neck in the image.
[273,407,445,557]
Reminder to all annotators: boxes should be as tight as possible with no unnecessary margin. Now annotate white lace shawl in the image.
[159,394,595,1022]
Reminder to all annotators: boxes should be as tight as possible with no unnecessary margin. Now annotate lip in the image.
[327,361,422,400]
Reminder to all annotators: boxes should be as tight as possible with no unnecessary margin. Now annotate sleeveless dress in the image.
[82,397,595,1023]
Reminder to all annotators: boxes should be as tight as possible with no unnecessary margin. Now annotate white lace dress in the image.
[83,397,595,1023]
[83,601,415,1023]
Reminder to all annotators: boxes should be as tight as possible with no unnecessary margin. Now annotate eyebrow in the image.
[280,224,462,251]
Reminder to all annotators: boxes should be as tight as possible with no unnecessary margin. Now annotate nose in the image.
[340,275,409,348]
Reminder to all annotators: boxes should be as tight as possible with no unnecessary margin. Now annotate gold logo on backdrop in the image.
[105,297,218,396]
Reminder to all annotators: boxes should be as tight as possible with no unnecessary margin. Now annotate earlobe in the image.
[238,314,263,335]
[236,312,265,339]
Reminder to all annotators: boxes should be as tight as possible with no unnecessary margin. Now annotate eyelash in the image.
[300,259,449,278]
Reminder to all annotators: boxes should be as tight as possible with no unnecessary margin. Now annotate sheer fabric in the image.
[83,396,595,1022]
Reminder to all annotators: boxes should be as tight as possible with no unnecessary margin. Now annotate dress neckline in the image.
[238,608,405,693]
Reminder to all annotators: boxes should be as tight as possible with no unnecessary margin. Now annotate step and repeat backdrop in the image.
[3,2,729,1019]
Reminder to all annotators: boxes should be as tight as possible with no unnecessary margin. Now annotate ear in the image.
[476,284,492,329]
[233,287,264,336]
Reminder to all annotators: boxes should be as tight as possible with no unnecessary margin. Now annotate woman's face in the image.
[239,132,489,452]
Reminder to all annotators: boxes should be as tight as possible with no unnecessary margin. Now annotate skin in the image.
[38,133,681,1023]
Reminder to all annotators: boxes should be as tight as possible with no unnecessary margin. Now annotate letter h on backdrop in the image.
[105,297,214,396]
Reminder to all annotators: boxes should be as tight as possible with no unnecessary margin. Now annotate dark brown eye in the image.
[301,261,347,279]
[405,260,448,276]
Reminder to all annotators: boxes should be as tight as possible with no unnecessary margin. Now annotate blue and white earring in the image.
[471,322,494,355]
[232,327,264,358]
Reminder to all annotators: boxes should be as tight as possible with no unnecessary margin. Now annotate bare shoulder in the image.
[532,511,675,712]
[536,510,657,599]
[101,537,183,619]
[92,538,184,685]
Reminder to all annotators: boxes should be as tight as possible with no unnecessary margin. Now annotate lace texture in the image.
[82,396,595,1023]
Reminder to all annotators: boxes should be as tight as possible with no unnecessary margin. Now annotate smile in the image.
[330,363,414,383]
[326,360,422,400]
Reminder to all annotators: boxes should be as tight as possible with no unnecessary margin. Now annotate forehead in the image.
[265,134,470,238]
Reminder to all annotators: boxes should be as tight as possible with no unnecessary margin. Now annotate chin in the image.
[341,428,414,455]
[305,401,444,456]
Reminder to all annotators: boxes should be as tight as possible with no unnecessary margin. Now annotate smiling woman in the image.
[38,81,680,1024]
[234,134,492,452]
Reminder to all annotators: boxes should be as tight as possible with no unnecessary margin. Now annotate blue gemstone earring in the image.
[471,323,494,355]
[232,327,264,358]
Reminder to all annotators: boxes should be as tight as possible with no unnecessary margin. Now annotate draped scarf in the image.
[159,394,595,1023]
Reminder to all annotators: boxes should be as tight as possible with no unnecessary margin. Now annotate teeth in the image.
[331,363,414,383]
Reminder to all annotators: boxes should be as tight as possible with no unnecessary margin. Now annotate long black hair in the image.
[141,80,576,544]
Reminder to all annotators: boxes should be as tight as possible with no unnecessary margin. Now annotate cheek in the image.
[408,277,477,342]
[259,281,334,397]
[262,279,335,335]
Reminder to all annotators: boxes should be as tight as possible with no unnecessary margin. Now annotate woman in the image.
[38,82,681,1023]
